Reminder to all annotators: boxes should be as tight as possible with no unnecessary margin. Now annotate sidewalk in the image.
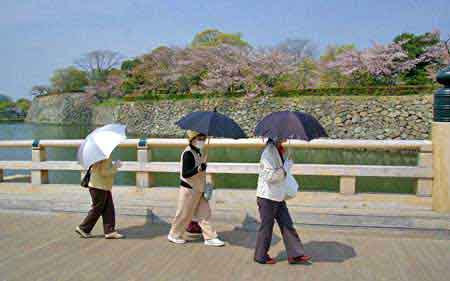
[0,211,449,281]
[0,183,450,230]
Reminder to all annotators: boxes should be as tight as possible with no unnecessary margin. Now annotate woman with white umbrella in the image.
[75,124,126,239]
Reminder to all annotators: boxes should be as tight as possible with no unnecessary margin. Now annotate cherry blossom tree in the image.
[329,41,426,85]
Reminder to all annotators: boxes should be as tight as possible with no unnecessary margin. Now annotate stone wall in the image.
[25,92,97,124]
[27,94,433,140]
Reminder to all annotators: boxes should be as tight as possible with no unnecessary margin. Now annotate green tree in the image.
[0,94,13,111]
[15,98,31,112]
[121,75,144,95]
[394,31,440,85]
[50,66,89,93]
[191,29,249,48]
[121,58,142,72]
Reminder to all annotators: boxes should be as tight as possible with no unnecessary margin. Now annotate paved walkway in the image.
[0,211,449,281]
[2,183,450,230]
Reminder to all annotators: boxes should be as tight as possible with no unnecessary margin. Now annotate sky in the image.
[1,0,449,100]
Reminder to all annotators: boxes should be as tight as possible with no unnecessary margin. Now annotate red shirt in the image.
[276,144,285,163]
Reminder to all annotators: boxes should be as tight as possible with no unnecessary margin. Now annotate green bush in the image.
[96,98,122,107]
[15,98,31,112]
[114,84,436,104]
[121,80,138,94]
[273,85,436,96]
[50,66,89,93]
[121,58,142,72]
[0,101,13,110]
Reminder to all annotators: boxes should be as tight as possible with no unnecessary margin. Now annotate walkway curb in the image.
[1,183,449,231]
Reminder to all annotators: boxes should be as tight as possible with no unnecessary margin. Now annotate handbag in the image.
[80,165,92,188]
[203,183,214,201]
[284,172,299,200]
[283,159,299,200]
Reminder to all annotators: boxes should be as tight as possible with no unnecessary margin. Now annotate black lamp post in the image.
[434,66,450,122]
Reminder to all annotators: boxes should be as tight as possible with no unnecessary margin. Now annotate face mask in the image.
[194,140,205,149]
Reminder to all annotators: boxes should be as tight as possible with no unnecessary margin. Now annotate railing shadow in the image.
[119,209,171,240]
[276,241,357,263]
[218,214,281,249]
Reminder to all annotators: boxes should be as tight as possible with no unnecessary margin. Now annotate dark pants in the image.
[79,188,115,234]
[254,197,305,262]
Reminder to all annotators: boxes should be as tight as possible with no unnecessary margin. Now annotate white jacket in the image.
[256,143,287,202]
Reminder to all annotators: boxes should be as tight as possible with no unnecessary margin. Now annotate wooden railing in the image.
[0,138,433,196]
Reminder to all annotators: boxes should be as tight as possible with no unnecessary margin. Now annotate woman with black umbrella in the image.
[254,137,311,264]
[168,109,246,246]
[167,130,225,247]
[253,111,326,265]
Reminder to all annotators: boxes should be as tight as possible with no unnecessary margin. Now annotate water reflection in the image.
[0,122,417,193]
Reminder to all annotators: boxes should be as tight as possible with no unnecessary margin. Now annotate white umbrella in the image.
[77,124,127,169]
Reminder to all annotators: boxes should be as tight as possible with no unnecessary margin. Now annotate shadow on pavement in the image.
[276,241,357,263]
[120,209,170,240]
[119,211,287,249]
[219,214,281,249]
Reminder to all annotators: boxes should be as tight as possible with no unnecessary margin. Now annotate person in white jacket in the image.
[254,138,311,265]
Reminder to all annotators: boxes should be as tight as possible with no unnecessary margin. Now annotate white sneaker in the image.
[167,234,186,244]
[204,238,225,247]
[105,232,125,239]
[75,226,92,238]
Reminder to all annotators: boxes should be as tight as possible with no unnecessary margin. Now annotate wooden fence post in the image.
[415,147,433,197]
[31,140,49,186]
[340,176,356,195]
[136,138,154,189]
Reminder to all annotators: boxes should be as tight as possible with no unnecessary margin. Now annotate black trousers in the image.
[79,188,115,234]
[254,197,305,262]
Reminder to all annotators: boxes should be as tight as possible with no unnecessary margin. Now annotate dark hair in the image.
[266,138,276,145]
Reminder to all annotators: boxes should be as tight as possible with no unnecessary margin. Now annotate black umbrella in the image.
[175,108,246,139]
[255,111,327,141]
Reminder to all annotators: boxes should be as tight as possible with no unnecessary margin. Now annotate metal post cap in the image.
[32,139,40,148]
[436,66,450,87]
[433,66,450,122]
[138,138,147,147]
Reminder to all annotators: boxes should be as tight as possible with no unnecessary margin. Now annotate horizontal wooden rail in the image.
[0,140,33,147]
[0,138,433,196]
[0,161,432,179]
[0,139,432,151]
[0,161,31,169]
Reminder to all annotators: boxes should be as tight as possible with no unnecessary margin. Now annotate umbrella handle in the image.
[203,137,211,162]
